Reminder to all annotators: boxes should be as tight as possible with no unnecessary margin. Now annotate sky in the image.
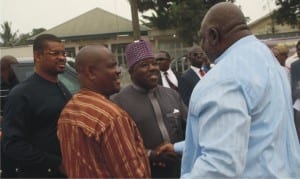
[0,0,277,35]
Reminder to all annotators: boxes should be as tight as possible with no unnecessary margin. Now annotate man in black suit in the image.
[156,50,181,91]
[178,46,210,106]
[291,40,300,141]
[291,40,300,102]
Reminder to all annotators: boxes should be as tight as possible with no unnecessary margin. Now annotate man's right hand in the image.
[149,143,180,167]
[155,143,174,155]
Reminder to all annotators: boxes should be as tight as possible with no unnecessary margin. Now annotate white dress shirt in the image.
[160,68,178,88]
[190,65,205,79]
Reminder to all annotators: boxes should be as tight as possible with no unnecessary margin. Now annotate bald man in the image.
[272,44,289,66]
[57,45,150,178]
[271,45,290,81]
[181,2,300,178]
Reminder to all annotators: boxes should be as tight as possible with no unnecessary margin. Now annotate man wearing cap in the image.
[111,40,187,178]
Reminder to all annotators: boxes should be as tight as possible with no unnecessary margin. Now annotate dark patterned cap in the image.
[125,40,154,68]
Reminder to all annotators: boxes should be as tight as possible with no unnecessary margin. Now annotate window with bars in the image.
[65,47,76,57]
[111,43,128,66]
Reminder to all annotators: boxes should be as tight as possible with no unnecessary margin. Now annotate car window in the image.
[12,63,34,82]
[58,67,79,94]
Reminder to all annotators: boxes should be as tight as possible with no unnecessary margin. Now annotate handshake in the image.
[148,143,181,167]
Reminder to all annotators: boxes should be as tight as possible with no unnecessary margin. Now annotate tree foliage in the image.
[16,28,46,46]
[137,0,235,44]
[0,21,46,47]
[0,21,18,47]
[274,0,300,28]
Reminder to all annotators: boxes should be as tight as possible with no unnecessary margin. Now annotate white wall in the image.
[0,45,33,58]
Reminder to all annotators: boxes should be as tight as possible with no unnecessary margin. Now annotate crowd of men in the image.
[1,2,300,178]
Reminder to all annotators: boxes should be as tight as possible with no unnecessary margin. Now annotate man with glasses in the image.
[1,34,71,178]
[155,50,182,91]
[178,46,210,106]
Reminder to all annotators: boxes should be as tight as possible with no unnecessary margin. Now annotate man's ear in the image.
[86,65,96,81]
[33,51,41,63]
[128,66,134,75]
[208,27,220,46]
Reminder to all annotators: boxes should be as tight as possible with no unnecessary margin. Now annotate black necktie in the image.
[147,91,170,142]
[163,71,178,90]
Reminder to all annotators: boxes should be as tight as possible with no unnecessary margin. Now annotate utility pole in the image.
[129,0,141,40]
[264,0,276,34]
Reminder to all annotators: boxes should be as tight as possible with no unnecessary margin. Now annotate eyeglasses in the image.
[136,60,159,68]
[45,50,67,57]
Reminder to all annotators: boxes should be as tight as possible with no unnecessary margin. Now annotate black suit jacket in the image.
[178,68,200,106]
[291,59,300,102]
[290,59,300,143]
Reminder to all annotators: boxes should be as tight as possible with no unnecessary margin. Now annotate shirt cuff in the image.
[174,141,185,153]
[293,99,300,111]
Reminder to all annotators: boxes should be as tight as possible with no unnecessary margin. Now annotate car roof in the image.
[16,56,75,62]
[16,57,34,63]
[16,57,75,68]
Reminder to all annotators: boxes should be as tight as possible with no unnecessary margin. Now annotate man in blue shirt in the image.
[181,2,300,178]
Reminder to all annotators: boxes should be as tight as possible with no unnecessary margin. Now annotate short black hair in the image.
[33,34,62,52]
[159,50,171,59]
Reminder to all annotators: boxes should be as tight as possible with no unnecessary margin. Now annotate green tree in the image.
[0,21,46,46]
[0,21,18,47]
[16,33,31,46]
[137,0,176,29]
[31,28,46,36]
[15,28,46,46]
[274,0,300,28]
[137,0,235,44]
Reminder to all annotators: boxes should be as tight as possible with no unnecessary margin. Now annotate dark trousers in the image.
[151,159,181,178]
[1,151,18,178]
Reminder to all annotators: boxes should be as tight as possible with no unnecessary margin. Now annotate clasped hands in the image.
[148,143,180,167]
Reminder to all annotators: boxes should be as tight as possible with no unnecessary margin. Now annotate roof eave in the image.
[27,30,149,43]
